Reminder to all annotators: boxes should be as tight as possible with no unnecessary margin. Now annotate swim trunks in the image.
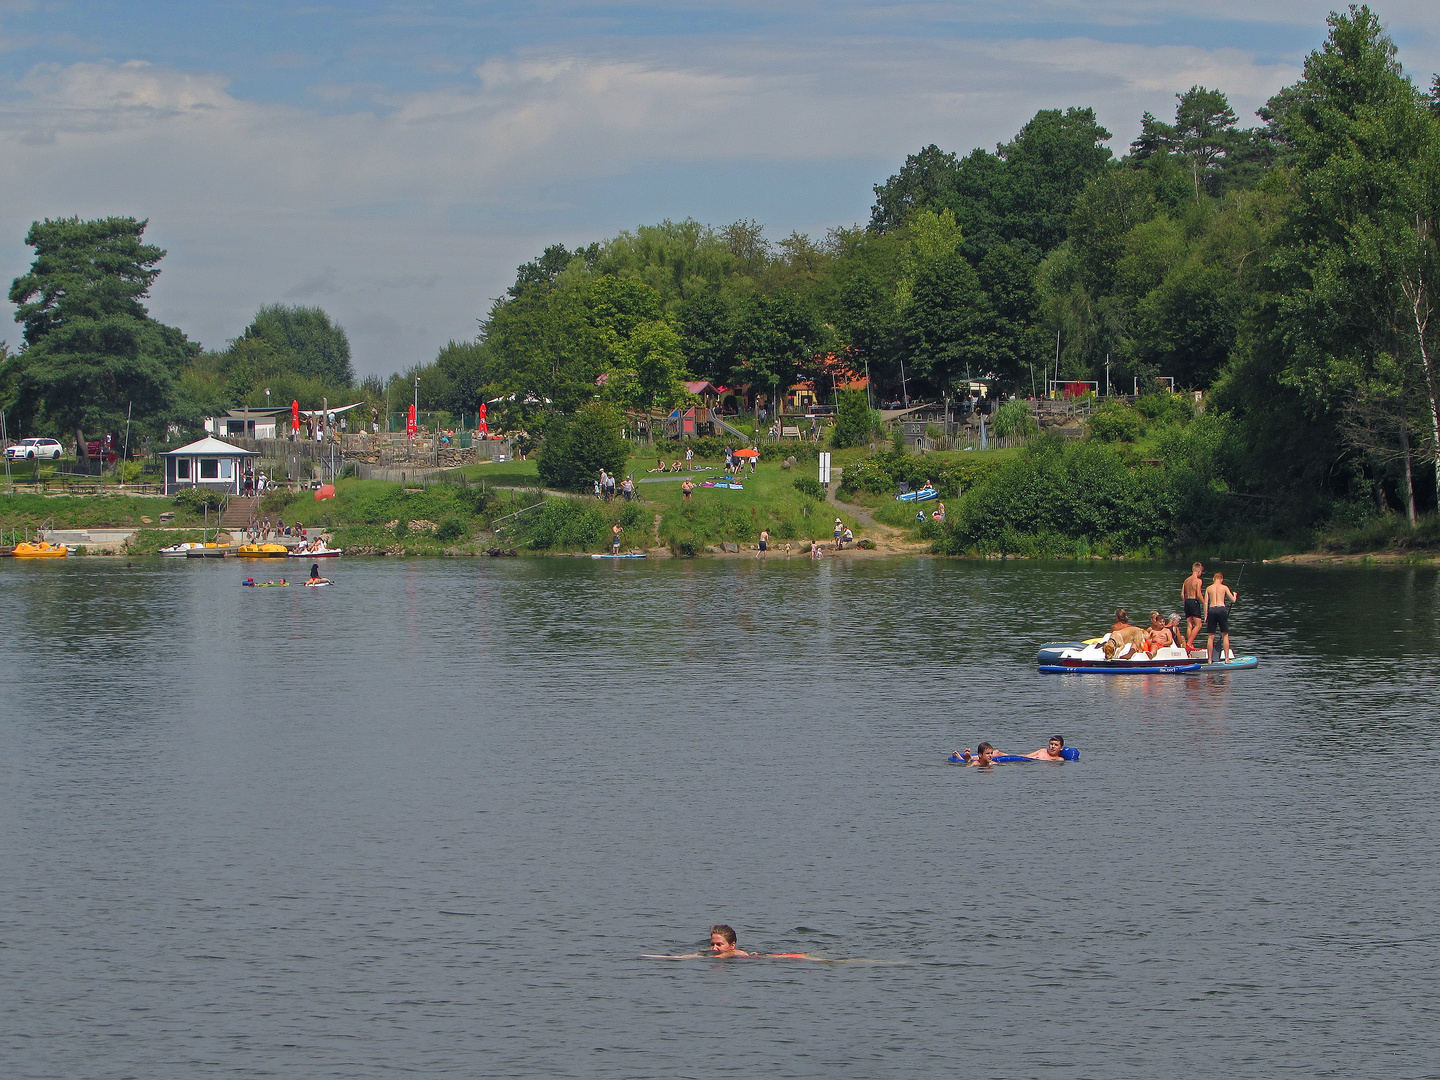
[759,541,767,551]
[1206,605,1228,634]
[1184,597,1203,618]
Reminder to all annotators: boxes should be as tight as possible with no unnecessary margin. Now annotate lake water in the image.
[2,555,1438,1079]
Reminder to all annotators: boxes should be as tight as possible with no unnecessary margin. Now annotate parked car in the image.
[6,438,63,461]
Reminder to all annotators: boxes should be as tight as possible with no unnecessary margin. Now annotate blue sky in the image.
[2,1,1436,377]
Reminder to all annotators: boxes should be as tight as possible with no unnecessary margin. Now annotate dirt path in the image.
[826,484,931,557]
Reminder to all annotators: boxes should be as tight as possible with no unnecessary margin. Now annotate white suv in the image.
[6,438,63,460]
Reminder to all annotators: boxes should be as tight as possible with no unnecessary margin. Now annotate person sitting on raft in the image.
[307,563,328,585]
[1141,611,1176,658]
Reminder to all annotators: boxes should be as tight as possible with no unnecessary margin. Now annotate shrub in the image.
[1087,402,1145,443]
[522,498,609,550]
[793,475,826,501]
[173,487,227,512]
[991,399,1038,438]
[436,516,466,543]
[536,404,629,491]
[1134,391,1194,425]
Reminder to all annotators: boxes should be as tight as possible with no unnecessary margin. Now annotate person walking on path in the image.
[1182,562,1205,650]
[1204,571,1238,664]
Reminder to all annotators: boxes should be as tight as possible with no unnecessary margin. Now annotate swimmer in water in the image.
[954,742,996,767]
[643,924,817,960]
[1021,735,1067,761]
[708,924,751,957]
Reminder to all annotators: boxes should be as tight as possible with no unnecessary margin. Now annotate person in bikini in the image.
[1182,562,1205,651]
[1204,571,1238,663]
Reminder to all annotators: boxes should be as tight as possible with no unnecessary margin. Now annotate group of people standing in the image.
[595,471,634,502]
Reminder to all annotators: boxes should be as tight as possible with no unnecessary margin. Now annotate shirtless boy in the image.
[1022,736,1068,761]
[1182,562,1205,650]
[955,743,997,767]
[1142,611,1175,658]
[1204,571,1238,663]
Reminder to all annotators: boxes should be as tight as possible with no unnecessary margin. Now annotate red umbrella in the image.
[291,400,300,431]
[734,448,760,458]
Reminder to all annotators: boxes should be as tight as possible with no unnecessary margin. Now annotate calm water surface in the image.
[2,555,1438,1079]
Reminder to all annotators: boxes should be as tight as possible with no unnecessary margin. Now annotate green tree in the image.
[830,387,877,448]
[7,216,196,456]
[241,304,354,386]
[603,319,691,412]
[1265,4,1440,517]
[536,403,629,491]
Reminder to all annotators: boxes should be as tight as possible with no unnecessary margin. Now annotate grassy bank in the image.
[1,492,210,531]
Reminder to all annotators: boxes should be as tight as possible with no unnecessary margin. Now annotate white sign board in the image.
[818,452,831,485]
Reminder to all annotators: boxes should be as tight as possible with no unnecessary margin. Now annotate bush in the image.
[436,516,466,543]
[934,434,1242,556]
[536,404,629,491]
[991,399,1038,438]
[173,487,227,512]
[1087,402,1146,443]
[522,498,609,550]
[793,475,826,501]
[1134,391,1194,425]
[838,451,999,500]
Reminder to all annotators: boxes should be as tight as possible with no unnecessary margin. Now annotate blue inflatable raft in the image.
[897,488,938,502]
[949,749,1079,764]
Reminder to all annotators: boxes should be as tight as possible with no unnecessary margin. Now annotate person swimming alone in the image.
[644,924,817,960]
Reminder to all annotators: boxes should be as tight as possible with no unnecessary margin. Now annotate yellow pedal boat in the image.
[12,541,69,558]
[237,543,288,558]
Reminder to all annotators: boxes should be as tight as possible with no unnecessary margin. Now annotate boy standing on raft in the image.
[1182,562,1205,650]
[1204,571,1238,664]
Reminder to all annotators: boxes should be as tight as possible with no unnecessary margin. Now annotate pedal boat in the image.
[237,542,288,558]
[12,541,69,558]
[1038,638,1257,674]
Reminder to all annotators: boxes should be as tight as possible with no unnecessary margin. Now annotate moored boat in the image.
[160,541,224,556]
[12,541,68,558]
[288,540,342,557]
[237,543,288,558]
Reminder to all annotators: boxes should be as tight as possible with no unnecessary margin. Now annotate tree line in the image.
[2,5,1436,527]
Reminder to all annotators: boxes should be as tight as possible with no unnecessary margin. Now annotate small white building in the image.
[205,408,289,440]
[164,436,257,496]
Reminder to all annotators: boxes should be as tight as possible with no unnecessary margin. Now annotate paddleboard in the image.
[591,553,647,559]
[1197,655,1259,672]
[304,580,333,587]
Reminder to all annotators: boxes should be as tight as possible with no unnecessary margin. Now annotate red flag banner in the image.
[407,403,417,437]
[291,400,300,430]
